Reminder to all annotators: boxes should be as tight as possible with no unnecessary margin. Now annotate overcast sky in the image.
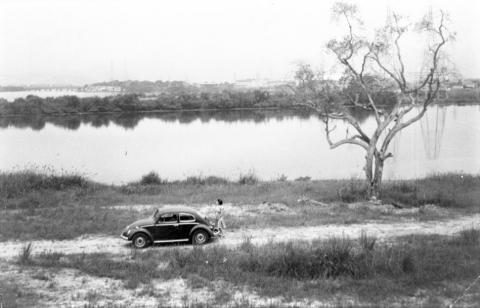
[0,0,478,85]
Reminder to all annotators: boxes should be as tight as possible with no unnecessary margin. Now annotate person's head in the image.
[217,199,223,205]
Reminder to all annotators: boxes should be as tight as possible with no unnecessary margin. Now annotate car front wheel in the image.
[192,230,209,245]
[132,233,149,249]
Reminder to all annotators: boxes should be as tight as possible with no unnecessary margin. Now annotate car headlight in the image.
[126,229,132,235]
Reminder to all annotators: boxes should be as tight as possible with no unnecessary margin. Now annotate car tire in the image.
[192,230,209,245]
[132,233,149,249]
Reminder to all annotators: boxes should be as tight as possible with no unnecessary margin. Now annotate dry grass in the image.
[1,171,479,241]
[2,171,479,210]
[17,243,33,265]
[22,230,480,306]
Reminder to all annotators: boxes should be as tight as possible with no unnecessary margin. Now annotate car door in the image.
[177,213,198,239]
[152,212,180,241]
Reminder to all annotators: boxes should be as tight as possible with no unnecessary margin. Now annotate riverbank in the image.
[3,170,480,209]
[0,90,479,118]
[0,91,292,117]
[1,171,479,241]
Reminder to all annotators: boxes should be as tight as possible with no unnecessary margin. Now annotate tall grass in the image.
[457,227,480,245]
[17,243,33,265]
[29,230,480,302]
[0,170,89,198]
[2,171,480,241]
[238,172,259,185]
[185,176,229,185]
[3,170,479,210]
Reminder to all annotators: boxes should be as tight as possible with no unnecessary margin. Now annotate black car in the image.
[120,206,215,248]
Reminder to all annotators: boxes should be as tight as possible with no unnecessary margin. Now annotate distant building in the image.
[233,78,292,90]
[463,82,476,89]
[84,85,123,92]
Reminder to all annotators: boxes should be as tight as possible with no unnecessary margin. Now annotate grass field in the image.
[10,230,480,307]
[1,171,480,306]
[1,171,479,241]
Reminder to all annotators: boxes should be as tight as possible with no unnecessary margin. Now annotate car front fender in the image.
[128,228,154,242]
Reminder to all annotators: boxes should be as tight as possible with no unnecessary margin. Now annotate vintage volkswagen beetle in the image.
[120,206,215,248]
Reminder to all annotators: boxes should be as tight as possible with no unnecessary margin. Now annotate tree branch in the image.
[324,116,369,150]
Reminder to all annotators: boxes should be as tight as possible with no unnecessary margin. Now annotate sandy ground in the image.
[1,205,477,307]
[0,262,445,308]
[1,213,479,261]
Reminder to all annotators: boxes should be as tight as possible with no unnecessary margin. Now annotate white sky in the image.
[0,0,478,85]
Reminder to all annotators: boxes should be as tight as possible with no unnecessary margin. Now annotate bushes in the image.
[185,176,229,185]
[243,239,358,279]
[336,179,368,202]
[238,172,259,185]
[0,91,294,117]
[139,171,164,185]
[0,171,90,199]
[381,173,480,208]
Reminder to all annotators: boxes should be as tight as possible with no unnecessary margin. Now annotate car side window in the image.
[179,213,195,223]
[158,213,178,224]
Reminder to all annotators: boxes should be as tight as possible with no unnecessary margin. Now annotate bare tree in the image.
[293,2,454,200]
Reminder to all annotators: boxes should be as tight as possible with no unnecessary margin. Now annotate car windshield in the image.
[153,209,160,220]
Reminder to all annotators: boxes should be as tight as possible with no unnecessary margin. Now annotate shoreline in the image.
[1,92,479,119]
[0,105,295,119]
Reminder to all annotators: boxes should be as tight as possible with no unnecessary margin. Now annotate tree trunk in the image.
[365,153,384,201]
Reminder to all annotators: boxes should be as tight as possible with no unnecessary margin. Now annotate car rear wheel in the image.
[132,233,149,249]
[192,230,209,245]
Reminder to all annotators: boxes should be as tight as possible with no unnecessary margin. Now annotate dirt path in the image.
[1,214,479,260]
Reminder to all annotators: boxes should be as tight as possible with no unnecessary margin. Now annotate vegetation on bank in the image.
[0,88,478,118]
[0,171,479,241]
[19,231,480,306]
[0,91,289,117]
[2,170,479,210]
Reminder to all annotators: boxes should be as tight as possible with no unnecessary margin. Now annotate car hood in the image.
[127,217,155,229]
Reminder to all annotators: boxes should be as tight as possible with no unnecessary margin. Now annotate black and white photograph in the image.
[0,0,479,307]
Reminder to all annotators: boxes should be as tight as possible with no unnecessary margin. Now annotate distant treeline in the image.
[0,90,293,116]
[0,87,478,119]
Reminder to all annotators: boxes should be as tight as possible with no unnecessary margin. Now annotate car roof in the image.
[156,206,201,216]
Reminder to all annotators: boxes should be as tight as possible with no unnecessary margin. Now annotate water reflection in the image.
[0,105,379,131]
[0,109,317,131]
[0,105,478,184]
[420,105,447,160]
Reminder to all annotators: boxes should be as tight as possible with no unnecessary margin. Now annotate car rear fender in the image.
[189,225,213,238]
[128,228,153,242]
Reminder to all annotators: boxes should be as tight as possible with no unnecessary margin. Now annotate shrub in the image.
[294,176,311,181]
[139,171,164,185]
[456,228,480,245]
[276,174,288,182]
[184,176,229,185]
[337,180,368,202]
[238,172,259,185]
[37,250,65,267]
[17,243,33,265]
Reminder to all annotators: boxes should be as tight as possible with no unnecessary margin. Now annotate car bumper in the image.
[120,231,129,240]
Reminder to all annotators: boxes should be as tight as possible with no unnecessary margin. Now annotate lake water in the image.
[0,106,479,184]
